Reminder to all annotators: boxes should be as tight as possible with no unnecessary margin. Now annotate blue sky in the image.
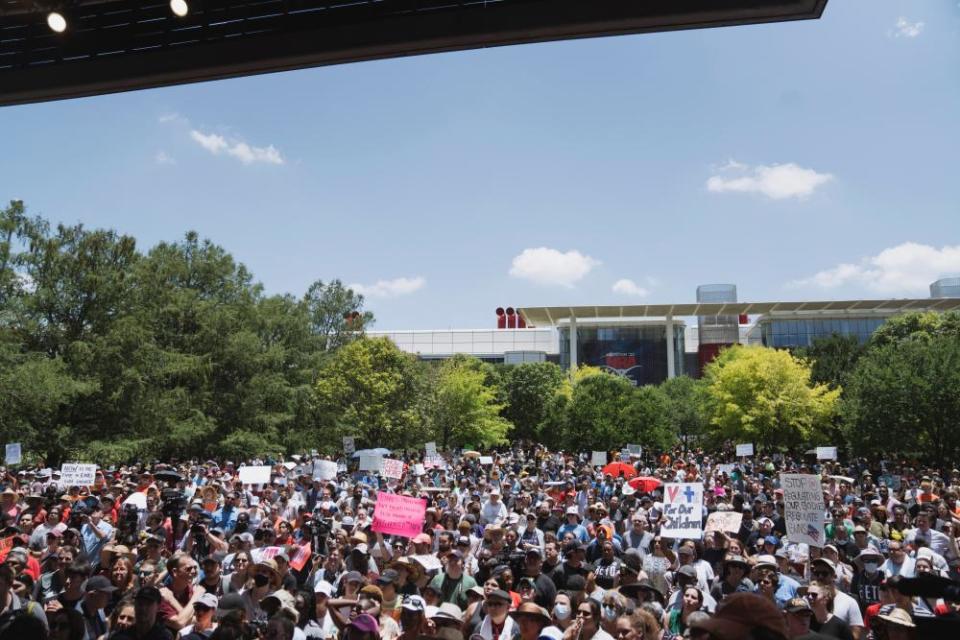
[2,0,958,329]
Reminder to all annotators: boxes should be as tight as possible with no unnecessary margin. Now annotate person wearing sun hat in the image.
[511,602,555,640]
[478,589,517,640]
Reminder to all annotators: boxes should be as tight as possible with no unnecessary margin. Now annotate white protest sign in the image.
[717,464,736,476]
[60,463,97,486]
[425,442,438,457]
[359,455,383,473]
[424,455,446,469]
[283,462,297,471]
[736,443,754,457]
[313,460,338,481]
[414,464,426,476]
[591,451,607,467]
[5,444,21,465]
[620,451,631,462]
[816,447,837,460]
[478,456,494,465]
[705,511,743,534]
[781,473,826,547]
[382,458,405,480]
[342,437,355,455]
[627,444,642,456]
[661,483,704,539]
[238,465,272,485]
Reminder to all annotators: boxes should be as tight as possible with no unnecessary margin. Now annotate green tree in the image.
[427,356,510,449]
[303,280,374,351]
[622,385,676,452]
[313,337,424,450]
[700,345,840,450]
[660,375,706,450]
[562,371,634,451]
[842,334,960,466]
[869,311,960,348]
[501,362,564,442]
[795,333,865,389]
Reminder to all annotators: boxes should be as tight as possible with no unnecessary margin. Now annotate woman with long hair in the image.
[223,550,252,595]
[100,598,135,640]
[599,592,628,637]
[641,538,675,599]
[562,598,614,640]
[107,557,135,614]
[664,587,702,636]
[552,592,579,631]
[757,570,779,603]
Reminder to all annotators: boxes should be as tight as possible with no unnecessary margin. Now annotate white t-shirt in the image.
[832,590,864,629]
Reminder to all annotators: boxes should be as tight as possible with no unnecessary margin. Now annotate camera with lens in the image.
[116,504,140,547]
[160,488,186,519]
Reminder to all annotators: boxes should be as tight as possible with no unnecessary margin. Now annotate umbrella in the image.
[153,470,183,483]
[462,451,481,459]
[601,462,637,479]
[628,476,663,494]
[829,475,854,485]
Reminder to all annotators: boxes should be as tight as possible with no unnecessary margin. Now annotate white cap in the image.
[314,580,334,597]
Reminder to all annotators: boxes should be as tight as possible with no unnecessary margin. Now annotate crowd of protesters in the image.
[0,446,958,640]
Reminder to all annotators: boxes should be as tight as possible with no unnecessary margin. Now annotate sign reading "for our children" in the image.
[661,483,704,539]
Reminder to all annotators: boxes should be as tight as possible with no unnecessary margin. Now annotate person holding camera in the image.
[80,503,115,571]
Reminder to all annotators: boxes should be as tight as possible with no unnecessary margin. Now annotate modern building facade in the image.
[372,279,960,384]
[558,320,686,386]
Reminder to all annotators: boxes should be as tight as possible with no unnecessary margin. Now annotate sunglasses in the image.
[812,571,832,578]
[576,610,593,618]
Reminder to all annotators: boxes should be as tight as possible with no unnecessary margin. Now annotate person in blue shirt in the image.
[80,503,114,570]
[556,507,588,544]
[212,492,239,534]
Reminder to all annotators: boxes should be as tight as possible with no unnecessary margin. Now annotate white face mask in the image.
[553,604,571,620]
[602,606,618,622]
[864,562,878,573]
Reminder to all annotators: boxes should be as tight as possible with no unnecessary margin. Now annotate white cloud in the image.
[509,247,600,287]
[893,17,924,38]
[612,278,654,298]
[790,242,960,295]
[349,276,426,298]
[155,151,176,165]
[158,112,188,125]
[189,129,284,165]
[707,161,833,199]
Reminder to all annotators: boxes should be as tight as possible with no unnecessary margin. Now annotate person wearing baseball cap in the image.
[179,592,218,639]
[478,589,517,640]
[398,595,428,640]
[428,548,477,610]
[109,586,167,640]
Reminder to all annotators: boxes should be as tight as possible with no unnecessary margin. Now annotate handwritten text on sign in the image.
[382,458,405,480]
[371,491,426,539]
[705,511,743,534]
[60,464,97,486]
[661,483,703,539]
[781,473,825,547]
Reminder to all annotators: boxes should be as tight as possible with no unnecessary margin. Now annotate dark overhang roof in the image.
[519,298,960,326]
[1,0,827,106]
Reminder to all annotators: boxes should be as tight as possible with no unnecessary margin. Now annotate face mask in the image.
[253,574,270,587]
[553,604,571,620]
[602,606,618,622]
[864,562,878,573]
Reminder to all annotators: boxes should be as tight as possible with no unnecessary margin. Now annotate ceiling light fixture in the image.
[47,11,67,33]
[170,0,189,17]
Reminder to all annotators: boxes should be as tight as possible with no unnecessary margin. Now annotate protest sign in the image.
[60,463,97,486]
[425,442,438,457]
[382,458,405,480]
[282,462,297,471]
[424,455,446,469]
[478,456,494,465]
[591,451,607,467]
[414,464,426,476]
[250,546,283,563]
[358,455,383,473]
[627,444,642,456]
[313,460,338,481]
[372,492,426,539]
[4,444,20,466]
[289,543,312,572]
[661,483,704,538]
[736,443,754,457]
[705,511,743,534]
[342,437,355,455]
[238,465,271,485]
[717,463,736,476]
[781,473,825,547]
[620,451,631,462]
[816,447,837,460]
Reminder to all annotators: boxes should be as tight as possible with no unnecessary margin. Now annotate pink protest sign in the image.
[372,491,426,539]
